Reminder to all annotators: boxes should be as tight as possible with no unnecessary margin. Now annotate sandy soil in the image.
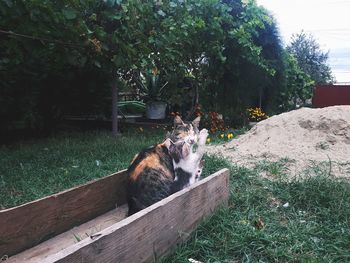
[207,106,350,178]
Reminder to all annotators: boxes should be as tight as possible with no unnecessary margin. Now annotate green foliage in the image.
[134,69,168,102]
[0,0,105,131]
[287,31,334,84]
[0,0,307,131]
[279,51,315,111]
[200,4,285,119]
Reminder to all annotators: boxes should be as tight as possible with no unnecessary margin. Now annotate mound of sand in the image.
[208,106,350,178]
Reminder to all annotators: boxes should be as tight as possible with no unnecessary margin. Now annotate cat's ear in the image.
[192,116,200,129]
[174,115,184,127]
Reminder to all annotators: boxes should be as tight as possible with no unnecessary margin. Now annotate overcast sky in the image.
[256,0,350,83]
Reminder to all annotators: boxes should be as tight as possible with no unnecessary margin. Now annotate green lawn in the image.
[1,130,350,262]
[0,128,164,209]
[161,157,350,262]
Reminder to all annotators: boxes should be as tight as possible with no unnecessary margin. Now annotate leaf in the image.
[62,8,77,20]
[111,13,122,20]
[157,10,166,17]
[112,55,124,67]
[121,4,128,12]
[94,61,101,68]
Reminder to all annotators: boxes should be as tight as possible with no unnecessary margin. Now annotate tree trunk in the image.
[111,74,119,137]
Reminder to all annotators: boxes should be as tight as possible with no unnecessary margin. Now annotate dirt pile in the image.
[208,106,350,178]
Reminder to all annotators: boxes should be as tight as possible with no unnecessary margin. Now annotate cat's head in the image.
[167,115,200,145]
[165,139,191,164]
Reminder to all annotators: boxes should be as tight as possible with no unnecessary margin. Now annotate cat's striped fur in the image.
[126,116,207,215]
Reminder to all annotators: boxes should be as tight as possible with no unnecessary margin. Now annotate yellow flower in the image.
[206,138,211,143]
[220,134,224,139]
[227,133,233,139]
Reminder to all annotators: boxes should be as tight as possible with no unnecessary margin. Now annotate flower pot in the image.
[146,101,167,119]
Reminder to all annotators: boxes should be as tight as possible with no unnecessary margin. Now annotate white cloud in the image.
[256,0,350,82]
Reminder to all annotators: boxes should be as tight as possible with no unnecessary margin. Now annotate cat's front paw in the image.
[198,128,209,145]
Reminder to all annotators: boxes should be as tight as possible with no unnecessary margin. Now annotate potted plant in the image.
[134,68,168,119]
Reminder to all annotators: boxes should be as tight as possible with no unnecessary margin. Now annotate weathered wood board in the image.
[0,170,128,258]
[47,168,230,263]
[3,168,229,263]
[7,205,129,263]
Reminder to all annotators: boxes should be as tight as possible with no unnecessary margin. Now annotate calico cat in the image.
[170,127,208,193]
[127,139,175,216]
[127,116,207,216]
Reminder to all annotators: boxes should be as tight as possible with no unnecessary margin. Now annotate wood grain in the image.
[47,168,230,263]
[7,205,128,263]
[0,170,128,258]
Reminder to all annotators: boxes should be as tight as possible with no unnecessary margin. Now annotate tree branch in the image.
[0,29,86,48]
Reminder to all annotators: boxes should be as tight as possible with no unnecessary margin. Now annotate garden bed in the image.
[1,168,229,263]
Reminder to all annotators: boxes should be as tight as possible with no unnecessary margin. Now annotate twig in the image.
[0,29,85,48]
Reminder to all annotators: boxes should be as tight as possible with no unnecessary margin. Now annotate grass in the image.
[0,128,164,209]
[1,130,350,262]
[160,156,350,262]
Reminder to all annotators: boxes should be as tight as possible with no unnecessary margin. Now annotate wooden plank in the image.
[46,168,230,263]
[0,170,128,258]
[7,205,128,263]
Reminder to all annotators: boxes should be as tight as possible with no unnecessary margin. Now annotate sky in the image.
[256,0,350,83]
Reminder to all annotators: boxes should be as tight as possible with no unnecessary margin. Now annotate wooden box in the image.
[0,168,229,263]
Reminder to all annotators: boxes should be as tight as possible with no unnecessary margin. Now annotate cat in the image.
[126,139,176,216]
[126,116,208,216]
[168,115,208,187]
[170,127,208,193]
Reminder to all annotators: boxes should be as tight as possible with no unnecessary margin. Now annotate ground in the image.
[1,111,350,262]
[207,106,350,179]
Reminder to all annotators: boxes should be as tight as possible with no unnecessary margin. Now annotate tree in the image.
[200,1,285,118]
[279,51,315,111]
[287,31,334,84]
[0,0,96,133]
[0,0,291,134]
